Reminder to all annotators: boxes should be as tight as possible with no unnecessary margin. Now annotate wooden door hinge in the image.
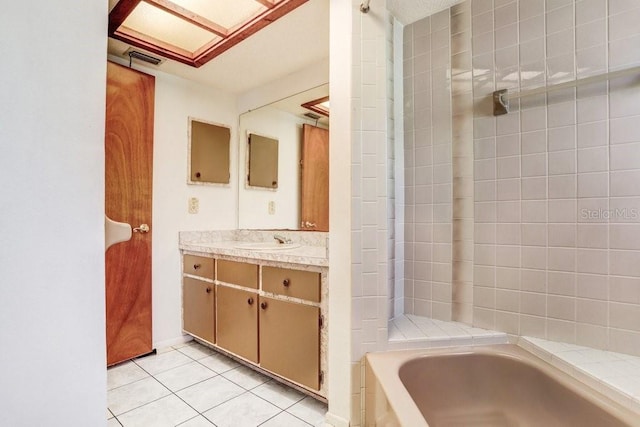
[319,314,324,329]
[319,370,324,385]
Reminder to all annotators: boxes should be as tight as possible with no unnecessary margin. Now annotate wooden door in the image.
[300,124,329,231]
[259,296,320,390]
[105,61,154,366]
[183,278,215,343]
[216,285,258,362]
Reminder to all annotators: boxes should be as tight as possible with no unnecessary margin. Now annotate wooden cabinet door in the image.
[259,296,320,390]
[216,285,258,363]
[183,278,215,344]
[300,124,329,231]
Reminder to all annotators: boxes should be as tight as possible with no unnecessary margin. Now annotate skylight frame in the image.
[301,96,330,117]
[109,0,309,68]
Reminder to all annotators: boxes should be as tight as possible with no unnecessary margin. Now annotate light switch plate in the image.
[188,197,199,214]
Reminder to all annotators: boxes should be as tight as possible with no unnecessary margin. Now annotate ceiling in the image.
[387,0,465,25]
[107,0,329,94]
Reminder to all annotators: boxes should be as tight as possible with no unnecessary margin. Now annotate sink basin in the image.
[234,242,301,251]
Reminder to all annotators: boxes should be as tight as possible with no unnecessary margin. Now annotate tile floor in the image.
[107,341,327,427]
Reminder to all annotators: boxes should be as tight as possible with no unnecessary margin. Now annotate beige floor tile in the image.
[134,350,193,375]
[177,415,215,426]
[176,342,214,360]
[252,380,305,409]
[202,392,280,427]
[154,361,216,391]
[222,365,271,390]
[176,375,245,413]
[260,411,312,427]
[107,361,149,390]
[108,377,170,415]
[286,396,327,427]
[117,394,198,427]
[197,352,240,373]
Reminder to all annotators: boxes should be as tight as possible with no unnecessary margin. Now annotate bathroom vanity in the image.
[179,230,328,399]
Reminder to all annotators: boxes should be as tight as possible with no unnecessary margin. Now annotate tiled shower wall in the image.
[471,0,640,356]
[350,1,394,425]
[402,9,454,321]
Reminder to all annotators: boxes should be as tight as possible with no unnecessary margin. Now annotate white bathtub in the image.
[365,344,640,426]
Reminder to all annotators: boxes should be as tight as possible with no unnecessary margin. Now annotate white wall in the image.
[238,106,306,229]
[0,2,108,426]
[326,1,353,426]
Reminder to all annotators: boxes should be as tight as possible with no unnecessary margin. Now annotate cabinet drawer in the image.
[183,255,214,279]
[217,260,258,289]
[262,267,320,303]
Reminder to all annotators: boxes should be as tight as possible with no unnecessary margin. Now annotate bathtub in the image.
[365,344,640,427]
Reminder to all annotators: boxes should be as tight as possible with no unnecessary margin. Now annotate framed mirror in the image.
[238,84,329,230]
[188,118,230,185]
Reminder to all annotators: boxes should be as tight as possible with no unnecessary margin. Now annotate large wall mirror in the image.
[238,84,329,230]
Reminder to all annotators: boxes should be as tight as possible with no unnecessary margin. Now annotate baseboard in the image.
[324,411,350,427]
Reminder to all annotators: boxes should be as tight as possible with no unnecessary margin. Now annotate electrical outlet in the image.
[268,201,275,215]
[188,197,199,214]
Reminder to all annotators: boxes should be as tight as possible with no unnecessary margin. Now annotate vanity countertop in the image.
[178,230,328,267]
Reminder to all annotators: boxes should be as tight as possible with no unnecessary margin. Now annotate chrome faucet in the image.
[273,234,292,244]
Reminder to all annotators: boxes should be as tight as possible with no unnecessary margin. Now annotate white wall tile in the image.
[576,0,606,26]
[610,143,640,171]
[611,171,640,197]
[548,175,576,199]
[577,298,608,326]
[609,8,640,41]
[577,121,607,148]
[577,147,608,173]
[522,130,547,154]
[549,150,576,175]
[578,173,609,198]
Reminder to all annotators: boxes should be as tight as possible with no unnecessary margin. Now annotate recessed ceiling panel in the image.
[122,2,220,52]
[109,0,309,67]
[171,0,268,30]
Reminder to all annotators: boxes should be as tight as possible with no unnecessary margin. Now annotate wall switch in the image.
[268,200,275,215]
[188,197,199,214]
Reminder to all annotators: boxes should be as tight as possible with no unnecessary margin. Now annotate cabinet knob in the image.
[247,297,254,305]
[282,278,290,287]
[260,301,268,310]
[206,286,212,293]
[193,264,201,270]
[195,172,201,178]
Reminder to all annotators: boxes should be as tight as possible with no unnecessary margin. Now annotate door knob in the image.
[133,224,150,233]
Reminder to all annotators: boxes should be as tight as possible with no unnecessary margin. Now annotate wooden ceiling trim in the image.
[254,0,277,8]
[145,0,229,38]
[301,96,330,117]
[194,0,308,67]
[113,27,196,66]
[108,0,143,34]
